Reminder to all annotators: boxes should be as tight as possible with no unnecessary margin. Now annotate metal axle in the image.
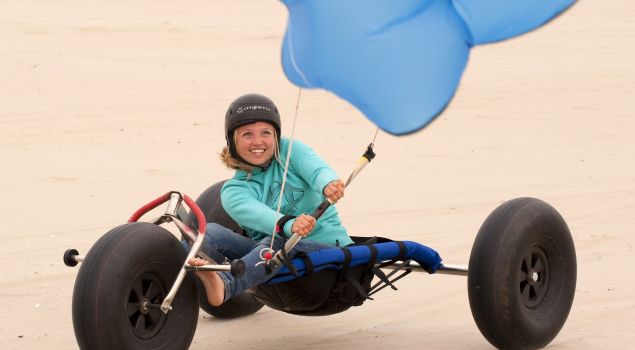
[381,261,468,276]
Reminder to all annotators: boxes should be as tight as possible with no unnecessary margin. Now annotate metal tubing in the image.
[279,234,302,256]
[164,192,183,217]
[171,216,214,263]
[128,192,172,223]
[172,217,198,244]
[182,194,206,234]
[160,220,206,313]
[436,263,469,276]
[381,261,468,276]
[73,255,85,263]
[123,190,211,314]
[184,264,232,272]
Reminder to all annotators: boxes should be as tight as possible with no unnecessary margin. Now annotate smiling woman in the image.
[186,93,351,308]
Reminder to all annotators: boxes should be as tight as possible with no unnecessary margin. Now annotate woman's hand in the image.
[291,213,316,237]
[323,180,345,203]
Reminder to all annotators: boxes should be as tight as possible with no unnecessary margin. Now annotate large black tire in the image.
[72,222,199,350]
[187,180,244,235]
[186,180,265,319]
[195,278,264,318]
[468,198,576,349]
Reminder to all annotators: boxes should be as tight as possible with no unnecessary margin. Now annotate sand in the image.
[1,1,634,349]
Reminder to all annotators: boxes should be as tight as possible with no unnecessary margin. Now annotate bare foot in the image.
[189,257,225,306]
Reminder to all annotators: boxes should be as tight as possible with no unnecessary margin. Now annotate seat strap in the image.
[366,244,378,270]
[299,254,314,276]
[344,274,372,300]
[370,267,399,292]
[377,241,407,268]
[369,259,414,296]
[278,248,299,276]
[340,247,353,276]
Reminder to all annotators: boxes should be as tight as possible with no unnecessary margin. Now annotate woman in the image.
[190,93,353,306]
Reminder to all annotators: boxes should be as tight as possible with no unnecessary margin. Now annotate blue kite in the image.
[280,0,576,135]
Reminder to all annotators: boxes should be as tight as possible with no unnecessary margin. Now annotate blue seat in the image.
[252,238,442,316]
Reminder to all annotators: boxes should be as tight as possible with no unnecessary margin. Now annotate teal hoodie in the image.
[221,138,353,247]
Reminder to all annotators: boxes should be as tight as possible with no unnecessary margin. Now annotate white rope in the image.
[269,88,303,250]
[371,127,379,145]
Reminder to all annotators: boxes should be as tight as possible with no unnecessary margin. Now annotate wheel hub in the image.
[140,298,150,314]
[527,270,539,285]
[127,272,168,339]
[519,246,549,308]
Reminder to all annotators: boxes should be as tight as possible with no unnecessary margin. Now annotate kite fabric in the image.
[280,0,576,135]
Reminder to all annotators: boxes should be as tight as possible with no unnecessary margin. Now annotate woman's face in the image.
[234,121,276,166]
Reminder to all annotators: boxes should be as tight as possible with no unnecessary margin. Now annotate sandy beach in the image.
[1,1,634,349]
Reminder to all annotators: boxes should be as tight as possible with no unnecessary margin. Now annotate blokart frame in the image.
[64,186,576,350]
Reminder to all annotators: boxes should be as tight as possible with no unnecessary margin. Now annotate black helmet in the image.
[225,93,281,159]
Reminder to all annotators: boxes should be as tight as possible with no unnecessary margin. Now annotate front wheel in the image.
[468,197,576,349]
[72,222,199,350]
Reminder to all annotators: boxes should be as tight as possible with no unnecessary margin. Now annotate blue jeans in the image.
[183,223,332,302]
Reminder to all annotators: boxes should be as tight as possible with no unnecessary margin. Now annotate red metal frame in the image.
[127,191,207,235]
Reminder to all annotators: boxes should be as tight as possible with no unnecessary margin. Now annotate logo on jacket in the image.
[267,181,304,213]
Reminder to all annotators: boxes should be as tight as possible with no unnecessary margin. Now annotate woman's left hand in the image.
[323,180,345,203]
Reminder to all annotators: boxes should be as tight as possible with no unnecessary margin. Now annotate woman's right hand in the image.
[291,213,316,237]
[323,179,345,203]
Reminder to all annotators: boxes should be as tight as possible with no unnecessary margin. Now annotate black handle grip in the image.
[63,249,79,267]
[230,259,246,277]
[310,199,332,220]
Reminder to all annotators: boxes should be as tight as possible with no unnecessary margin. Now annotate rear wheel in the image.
[72,222,198,350]
[468,197,576,349]
[187,180,264,319]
